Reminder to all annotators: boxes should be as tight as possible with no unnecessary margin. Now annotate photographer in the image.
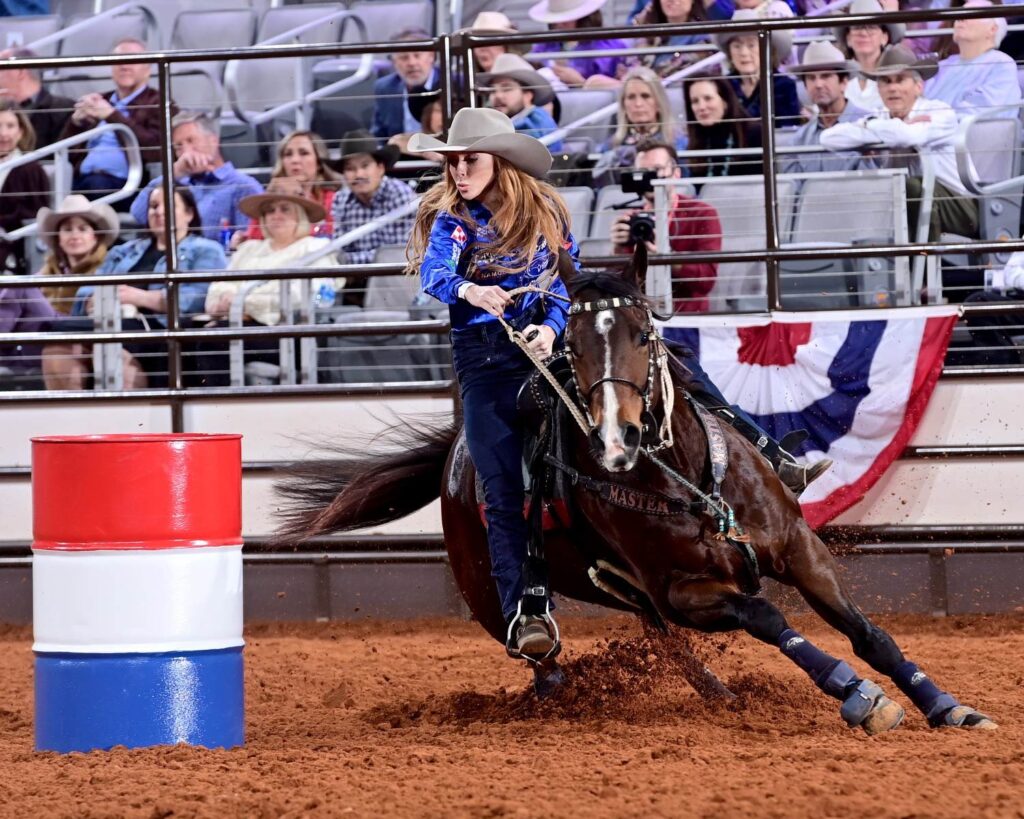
[610,140,721,313]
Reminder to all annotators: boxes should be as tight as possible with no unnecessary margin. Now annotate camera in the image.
[619,168,657,196]
[628,212,656,244]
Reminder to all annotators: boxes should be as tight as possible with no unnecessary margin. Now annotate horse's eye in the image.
[639,331,650,347]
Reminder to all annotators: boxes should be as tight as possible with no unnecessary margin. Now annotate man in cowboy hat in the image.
[781,41,869,176]
[128,110,263,241]
[821,44,978,241]
[478,53,562,149]
[329,130,416,297]
[371,27,440,140]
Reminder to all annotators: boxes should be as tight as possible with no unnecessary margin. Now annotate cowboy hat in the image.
[406,108,553,179]
[833,0,906,49]
[329,130,401,172]
[460,11,532,55]
[529,0,608,25]
[477,53,555,107]
[714,10,794,63]
[239,177,326,223]
[790,40,857,75]
[37,194,119,250]
[858,43,938,80]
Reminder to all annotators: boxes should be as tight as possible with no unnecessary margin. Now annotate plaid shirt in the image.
[331,175,417,264]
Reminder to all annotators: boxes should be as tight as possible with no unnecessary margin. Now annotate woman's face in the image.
[0,111,22,157]
[447,152,496,201]
[551,19,578,31]
[689,80,727,126]
[846,25,889,60]
[281,135,319,184]
[262,200,301,244]
[728,35,760,77]
[57,215,99,260]
[148,190,193,239]
[660,0,693,21]
[426,105,443,134]
[474,45,505,72]
[623,79,659,127]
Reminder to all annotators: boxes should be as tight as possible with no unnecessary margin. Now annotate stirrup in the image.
[505,599,561,665]
[777,457,832,496]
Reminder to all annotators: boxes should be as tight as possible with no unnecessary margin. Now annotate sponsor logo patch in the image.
[911,671,927,686]
[784,636,805,651]
[451,225,467,245]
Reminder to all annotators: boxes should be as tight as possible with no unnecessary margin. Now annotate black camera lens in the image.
[628,212,656,244]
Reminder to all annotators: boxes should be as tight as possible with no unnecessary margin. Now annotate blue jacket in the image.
[72,234,225,317]
[371,68,441,139]
[419,201,578,335]
[512,107,563,152]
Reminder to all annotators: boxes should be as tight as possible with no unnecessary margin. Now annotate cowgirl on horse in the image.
[405,108,830,660]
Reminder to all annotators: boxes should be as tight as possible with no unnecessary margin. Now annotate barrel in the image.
[31,433,245,753]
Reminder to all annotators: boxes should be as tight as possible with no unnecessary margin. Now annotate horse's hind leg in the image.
[780,526,997,730]
[668,578,905,734]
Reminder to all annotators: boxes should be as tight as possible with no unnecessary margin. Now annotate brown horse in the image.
[276,246,995,734]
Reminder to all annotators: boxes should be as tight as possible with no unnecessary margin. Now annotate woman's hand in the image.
[464,284,511,317]
[118,285,164,312]
[551,63,586,87]
[522,324,557,359]
[208,292,233,318]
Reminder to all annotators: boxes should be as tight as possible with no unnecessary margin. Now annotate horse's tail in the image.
[273,416,460,545]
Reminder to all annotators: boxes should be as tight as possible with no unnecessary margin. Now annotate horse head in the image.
[560,243,659,473]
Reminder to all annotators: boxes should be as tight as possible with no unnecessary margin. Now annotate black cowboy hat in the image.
[330,130,401,172]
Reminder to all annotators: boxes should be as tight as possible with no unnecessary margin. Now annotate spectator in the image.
[0,47,74,149]
[0,100,49,275]
[963,252,1024,364]
[129,111,263,242]
[925,0,1020,120]
[715,10,799,126]
[35,195,119,315]
[529,0,628,89]
[60,38,175,200]
[781,41,869,176]
[593,67,686,185]
[627,0,714,80]
[371,28,440,140]
[479,54,562,148]
[821,44,977,241]
[330,130,417,298]
[834,0,906,113]
[244,130,341,242]
[45,187,222,390]
[0,285,56,385]
[0,0,49,13]
[628,0,742,23]
[192,178,341,386]
[684,75,762,177]
[611,140,721,312]
[461,12,533,73]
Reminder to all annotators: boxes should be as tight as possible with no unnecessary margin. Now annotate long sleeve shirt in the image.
[819,95,968,196]
[532,39,627,81]
[331,175,418,266]
[780,102,869,176]
[419,201,578,334]
[925,50,1022,121]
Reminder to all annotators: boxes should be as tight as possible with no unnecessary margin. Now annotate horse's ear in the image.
[556,247,577,287]
[623,241,647,289]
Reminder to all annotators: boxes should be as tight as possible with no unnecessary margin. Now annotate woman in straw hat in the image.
[406,108,578,659]
[35,194,119,315]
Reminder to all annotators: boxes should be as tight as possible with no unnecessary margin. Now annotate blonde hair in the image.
[257,200,311,242]
[612,67,677,149]
[0,99,36,152]
[271,130,343,188]
[407,155,569,277]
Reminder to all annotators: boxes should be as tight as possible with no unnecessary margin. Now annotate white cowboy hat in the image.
[833,0,906,49]
[36,194,119,251]
[528,0,608,25]
[477,53,555,107]
[460,11,533,55]
[714,9,794,62]
[791,40,857,75]
[406,108,553,179]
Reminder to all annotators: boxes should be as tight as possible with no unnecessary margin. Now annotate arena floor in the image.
[0,611,1021,818]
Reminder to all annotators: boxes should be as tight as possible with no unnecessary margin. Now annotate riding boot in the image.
[776,455,833,496]
[512,613,557,657]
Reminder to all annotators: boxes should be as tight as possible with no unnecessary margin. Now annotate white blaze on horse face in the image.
[595,310,626,467]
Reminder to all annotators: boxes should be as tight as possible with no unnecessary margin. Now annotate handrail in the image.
[224,11,370,127]
[295,196,422,266]
[0,122,142,241]
[25,1,161,58]
[955,110,1024,197]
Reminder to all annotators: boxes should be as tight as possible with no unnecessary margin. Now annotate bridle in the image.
[565,294,675,454]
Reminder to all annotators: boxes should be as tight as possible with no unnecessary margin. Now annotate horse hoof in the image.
[861,695,905,736]
[934,705,998,731]
[533,664,567,700]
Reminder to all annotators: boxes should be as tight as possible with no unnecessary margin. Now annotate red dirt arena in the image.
[0,610,1020,818]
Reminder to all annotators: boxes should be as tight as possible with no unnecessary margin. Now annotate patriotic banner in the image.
[661,307,960,528]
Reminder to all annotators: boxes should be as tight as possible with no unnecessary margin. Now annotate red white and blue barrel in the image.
[31,433,245,753]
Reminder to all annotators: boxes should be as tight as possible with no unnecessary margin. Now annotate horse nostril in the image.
[622,423,641,450]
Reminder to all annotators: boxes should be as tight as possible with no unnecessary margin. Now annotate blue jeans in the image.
[451,322,534,622]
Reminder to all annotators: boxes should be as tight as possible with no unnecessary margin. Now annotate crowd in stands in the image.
[0,0,1024,388]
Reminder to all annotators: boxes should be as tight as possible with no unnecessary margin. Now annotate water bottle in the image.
[315,281,336,310]
[218,217,232,253]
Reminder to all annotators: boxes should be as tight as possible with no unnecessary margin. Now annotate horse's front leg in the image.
[666,576,906,735]
[779,526,997,730]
